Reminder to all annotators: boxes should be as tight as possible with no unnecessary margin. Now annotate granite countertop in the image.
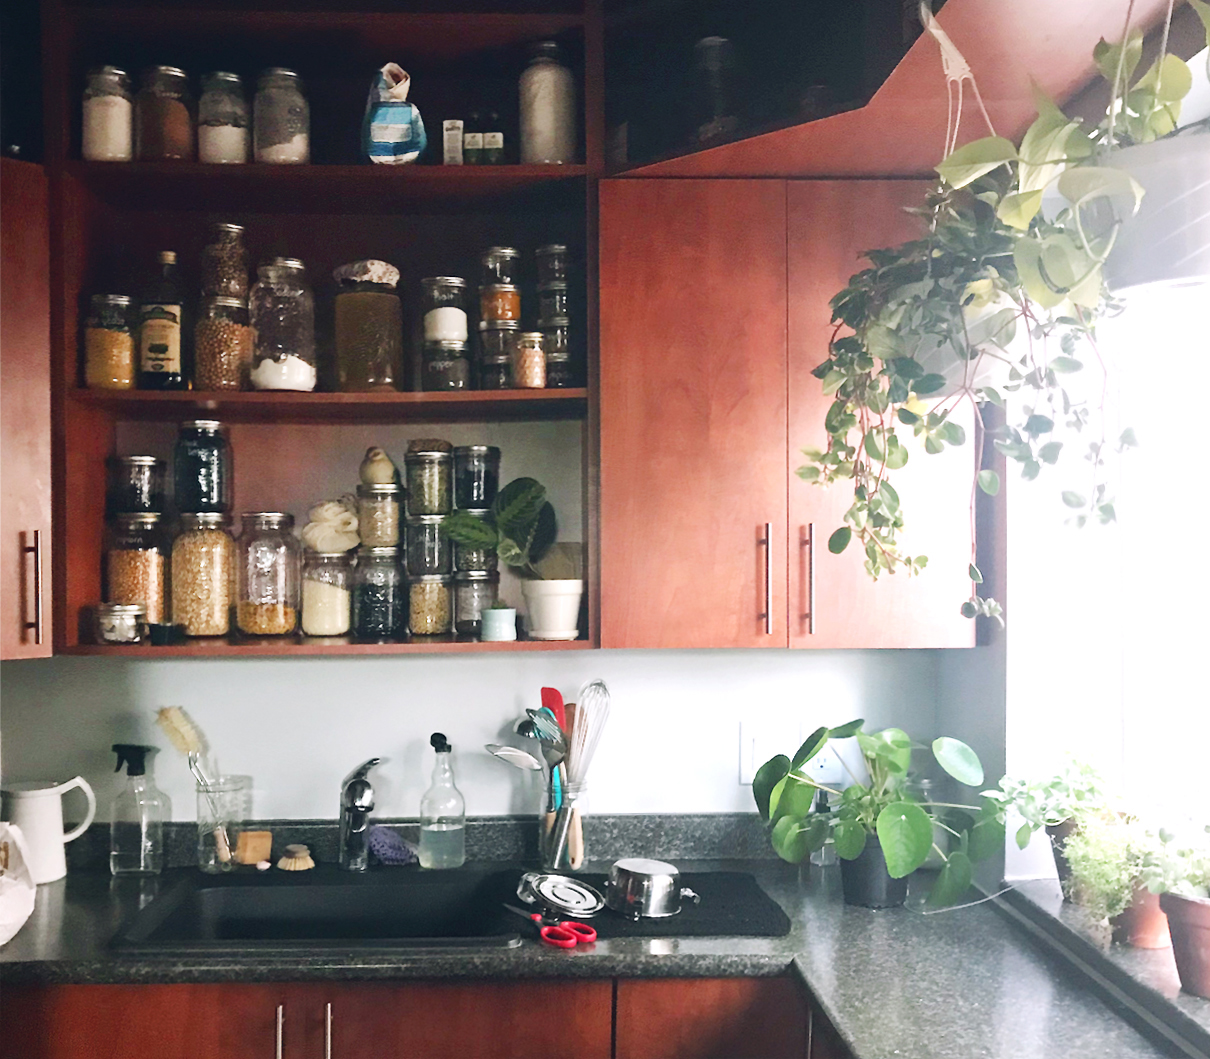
[1,856,1194,1059]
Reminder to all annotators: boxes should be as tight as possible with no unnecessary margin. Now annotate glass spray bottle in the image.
[418,732,465,869]
[110,743,168,875]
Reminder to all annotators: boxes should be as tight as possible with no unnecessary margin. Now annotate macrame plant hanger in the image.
[919,0,998,156]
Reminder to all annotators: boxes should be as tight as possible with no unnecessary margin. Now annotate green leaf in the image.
[441,510,500,549]
[796,465,821,482]
[1038,441,1063,465]
[932,737,984,786]
[968,563,983,584]
[879,481,900,514]
[833,818,868,861]
[876,801,935,878]
[1050,356,1083,374]
[936,136,1018,189]
[928,851,973,907]
[792,726,830,770]
[913,374,948,397]
[828,718,865,739]
[753,755,790,820]
[821,370,847,397]
[977,469,1000,496]
[1061,490,1086,508]
[1024,415,1053,437]
[779,774,819,820]
[771,815,812,864]
[1093,33,1143,90]
[960,601,978,619]
[828,527,852,554]
[1016,822,1034,850]
[1118,427,1138,448]
[528,502,557,566]
[863,433,884,461]
[492,478,547,536]
[1134,52,1193,104]
[1021,459,1041,481]
[1012,238,1066,309]
[897,408,920,426]
[1190,0,1210,51]
[996,189,1044,230]
[968,817,1006,862]
[884,437,909,470]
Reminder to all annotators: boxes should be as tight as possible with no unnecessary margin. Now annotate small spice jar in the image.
[535,244,569,285]
[478,357,511,390]
[421,277,469,342]
[253,68,309,164]
[356,483,401,548]
[200,223,249,298]
[404,450,452,515]
[171,513,234,636]
[107,455,165,517]
[454,571,499,636]
[452,510,497,572]
[480,246,520,286]
[405,514,451,577]
[479,284,521,323]
[544,357,575,388]
[513,332,546,389]
[539,316,571,359]
[250,258,316,391]
[174,420,232,514]
[82,66,133,162]
[537,283,568,320]
[351,547,405,639]
[197,71,249,164]
[195,297,253,391]
[421,340,471,391]
[106,513,167,624]
[94,603,147,645]
[409,574,452,635]
[236,512,300,635]
[453,446,500,509]
[478,320,520,361]
[301,551,351,636]
[135,66,194,161]
[84,294,137,390]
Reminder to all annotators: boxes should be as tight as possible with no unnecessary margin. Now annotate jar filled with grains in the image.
[82,66,133,162]
[301,551,351,636]
[356,483,400,547]
[454,571,499,636]
[236,512,300,635]
[409,574,452,635]
[84,294,138,390]
[194,297,253,391]
[452,510,497,573]
[106,456,165,517]
[351,547,405,639]
[421,341,471,391]
[135,66,194,161]
[171,513,234,636]
[404,450,452,515]
[453,446,500,509]
[405,515,451,576]
[512,332,546,389]
[174,420,232,514]
[478,356,511,390]
[200,223,249,298]
[105,513,167,624]
[479,283,521,323]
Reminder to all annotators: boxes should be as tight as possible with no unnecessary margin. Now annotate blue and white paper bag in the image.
[363,63,426,165]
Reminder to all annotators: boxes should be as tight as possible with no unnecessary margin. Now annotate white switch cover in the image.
[738,718,803,785]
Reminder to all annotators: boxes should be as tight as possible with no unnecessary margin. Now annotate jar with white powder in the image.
[519,41,576,164]
[198,72,249,164]
[301,551,351,636]
[421,276,469,342]
[82,66,133,162]
[249,258,317,391]
[254,68,309,164]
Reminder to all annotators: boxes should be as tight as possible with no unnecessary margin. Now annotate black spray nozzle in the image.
[430,732,451,754]
[112,743,158,777]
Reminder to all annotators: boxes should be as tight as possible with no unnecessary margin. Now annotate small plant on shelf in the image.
[1062,814,1148,923]
[442,477,556,576]
[982,758,1108,850]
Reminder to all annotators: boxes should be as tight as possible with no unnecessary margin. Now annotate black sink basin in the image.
[112,865,523,951]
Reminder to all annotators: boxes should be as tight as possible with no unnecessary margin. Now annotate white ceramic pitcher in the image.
[1,777,96,884]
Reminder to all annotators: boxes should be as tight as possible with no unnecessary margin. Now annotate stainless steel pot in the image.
[605,858,700,920]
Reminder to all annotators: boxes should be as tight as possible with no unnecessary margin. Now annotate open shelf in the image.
[63,636,591,656]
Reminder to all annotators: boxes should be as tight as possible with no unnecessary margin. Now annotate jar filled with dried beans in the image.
[84,294,137,390]
[194,297,253,391]
[105,513,167,624]
[135,66,194,161]
[236,512,300,635]
[409,574,452,635]
[200,223,249,298]
[351,547,405,639]
[171,513,234,636]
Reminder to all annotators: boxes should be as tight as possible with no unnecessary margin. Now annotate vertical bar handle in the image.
[22,529,43,645]
[325,1001,333,1059]
[802,524,815,635]
[275,1003,284,1059]
[759,522,773,635]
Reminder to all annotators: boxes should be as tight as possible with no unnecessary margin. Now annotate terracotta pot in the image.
[839,839,908,910]
[1111,882,1171,949]
[1046,819,1077,895]
[1160,892,1210,999]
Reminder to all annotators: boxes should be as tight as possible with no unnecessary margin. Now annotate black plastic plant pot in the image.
[839,839,909,909]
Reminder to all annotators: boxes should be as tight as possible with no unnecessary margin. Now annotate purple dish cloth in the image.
[368,825,418,865]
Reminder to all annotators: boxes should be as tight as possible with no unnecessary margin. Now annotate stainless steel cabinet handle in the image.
[22,529,43,645]
[759,522,773,635]
[275,1003,284,1059]
[325,1001,332,1059]
[803,523,815,635]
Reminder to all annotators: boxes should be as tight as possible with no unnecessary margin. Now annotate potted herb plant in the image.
[754,720,1002,908]
[1144,827,1210,997]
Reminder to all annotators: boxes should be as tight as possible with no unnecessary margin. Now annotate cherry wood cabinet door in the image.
[787,181,975,649]
[1,157,52,660]
[614,977,809,1059]
[599,179,789,648]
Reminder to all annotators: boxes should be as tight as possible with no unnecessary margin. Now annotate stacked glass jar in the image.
[250,257,316,391]
[420,277,470,391]
[477,248,521,389]
[102,457,168,637]
[195,223,253,391]
[405,442,453,634]
[450,445,501,636]
[536,244,575,387]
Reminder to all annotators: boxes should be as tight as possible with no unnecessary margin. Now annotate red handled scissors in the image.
[504,904,597,948]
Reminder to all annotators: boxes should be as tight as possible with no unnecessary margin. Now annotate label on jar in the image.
[463,132,484,150]
[442,120,464,165]
[483,132,504,149]
[139,304,181,375]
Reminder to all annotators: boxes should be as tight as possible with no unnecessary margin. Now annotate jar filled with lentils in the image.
[106,513,167,624]
[171,513,234,636]
[404,448,452,516]
[351,547,405,639]
[356,483,401,547]
[200,223,249,298]
[409,574,452,635]
[454,571,499,636]
[84,294,137,390]
[236,512,300,635]
[194,297,253,391]
[451,510,497,573]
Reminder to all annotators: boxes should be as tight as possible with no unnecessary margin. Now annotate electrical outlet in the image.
[803,745,845,786]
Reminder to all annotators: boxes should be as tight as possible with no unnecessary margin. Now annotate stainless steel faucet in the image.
[339,758,382,871]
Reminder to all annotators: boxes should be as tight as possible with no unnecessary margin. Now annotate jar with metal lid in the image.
[172,513,234,636]
[544,357,576,388]
[94,603,147,645]
[135,66,193,161]
[301,551,351,636]
[174,420,232,514]
[250,258,316,391]
[535,244,569,285]
[520,41,575,164]
[421,277,469,342]
[253,68,309,164]
[451,510,498,572]
[334,260,403,392]
[83,66,132,162]
[404,451,452,515]
[84,294,137,390]
[478,357,511,390]
[356,483,401,547]
[480,247,520,286]
[106,513,167,624]
[421,341,471,391]
[195,297,253,391]
[539,316,570,360]
[107,455,165,516]
[454,571,499,636]
[409,574,452,635]
[351,547,405,639]
[513,332,546,389]
[453,446,500,509]
[480,284,521,323]
[405,514,451,576]
[236,512,300,635]
[198,72,248,164]
[478,319,520,359]
[200,223,248,298]
[537,283,568,320]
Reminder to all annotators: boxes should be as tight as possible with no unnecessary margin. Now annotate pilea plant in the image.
[441,477,556,575]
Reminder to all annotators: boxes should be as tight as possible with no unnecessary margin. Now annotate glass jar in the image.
[480,247,520,286]
[200,223,248,298]
[236,512,300,635]
[409,574,452,635]
[479,284,521,323]
[421,277,469,342]
[301,551,351,636]
[335,266,403,392]
[105,513,167,624]
[174,420,232,514]
[421,341,471,391]
[478,357,511,390]
[453,510,497,572]
[540,316,570,359]
[249,258,316,391]
[84,294,137,390]
[172,513,234,636]
[254,68,309,164]
[513,332,546,389]
[356,483,401,548]
[94,603,147,645]
[519,41,576,164]
[194,297,253,391]
[478,320,520,361]
[107,455,165,517]
[82,66,132,162]
[135,66,194,162]
[453,446,500,509]
[405,515,451,576]
[535,244,569,285]
[198,72,249,164]
[544,356,575,388]
[404,451,452,515]
[537,283,568,320]
[454,572,499,636]
[351,547,405,639]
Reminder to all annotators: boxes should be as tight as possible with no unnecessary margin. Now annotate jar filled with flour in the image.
[249,258,317,390]
[519,41,575,164]
[82,66,133,161]
[254,68,309,164]
[198,72,249,164]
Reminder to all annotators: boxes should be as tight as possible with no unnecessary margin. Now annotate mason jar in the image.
[454,571,499,636]
[480,246,520,286]
[404,450,452,515]
[198,72,249,164]
[356,483,401,548]
[478,320,520,361]
[301,551,352,636]
[335,263,403,392]
[174,420,232,514]
[535,244,569,285]
[452,510,497,573]
[405,514,451,576]
[84,293,137,390]
[250,258,316,391]
[477,356,511,390]
[194,297,253,391]
[512,331,546,389]
[172,513,234,636]
[421,276,469,342]
[453,445,500,509]
[254,68,309,164]
[351,547,405,639]
[479,283,521,323]
[82,66,133,162]
[408,574,452,635]
[105,513,167,624]
[200,222,249,298]
[107,455,165,517]
[421,340,471,390]
[537,283,568,320]
[236,512,300,635]
[135,65,193,161]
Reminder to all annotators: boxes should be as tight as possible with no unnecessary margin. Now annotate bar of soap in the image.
[234,830,273,865]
